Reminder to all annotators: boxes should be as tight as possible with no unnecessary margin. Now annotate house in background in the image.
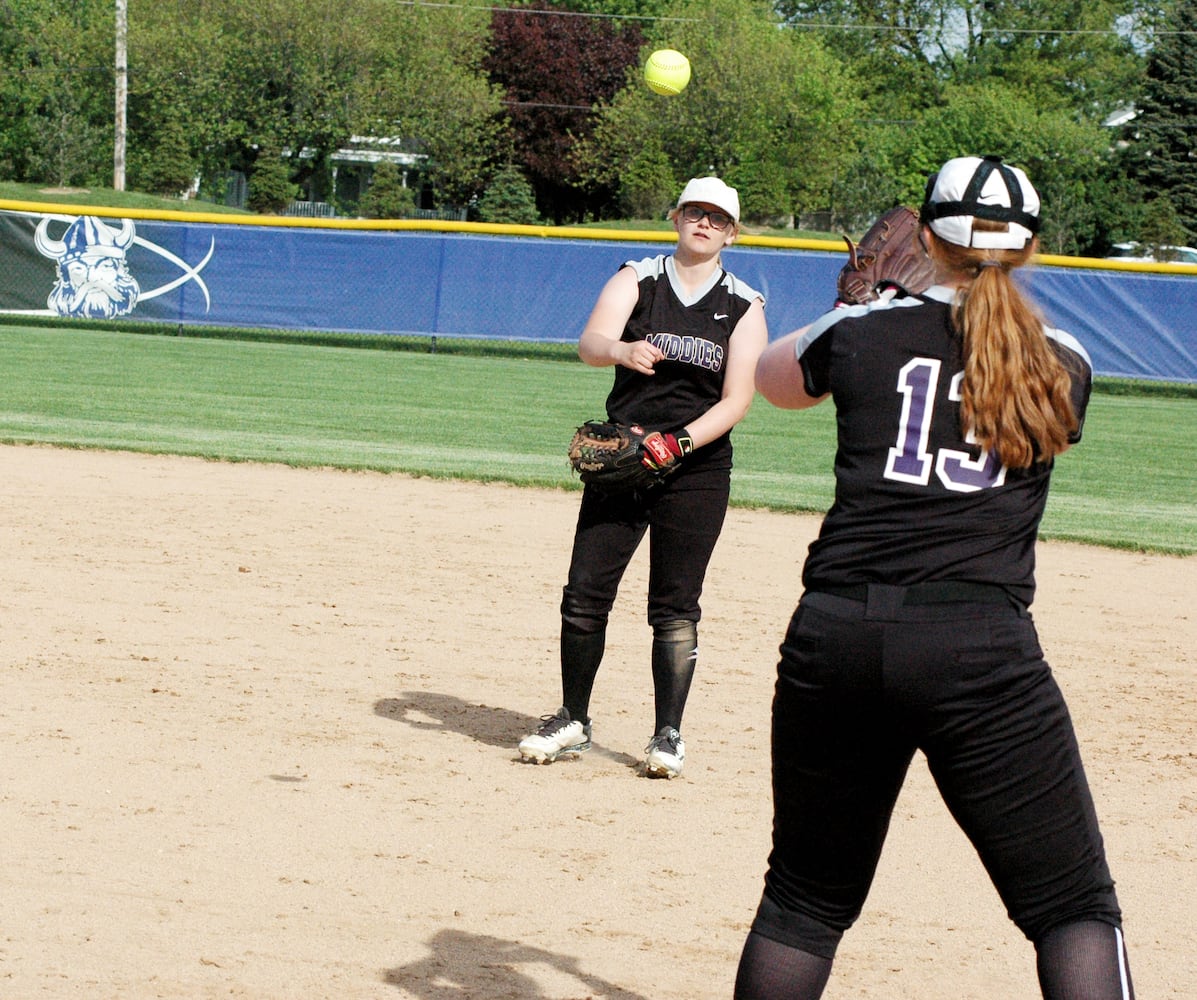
[291,135,431,218]
[208,136,440,218]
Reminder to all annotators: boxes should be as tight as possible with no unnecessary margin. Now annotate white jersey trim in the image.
[793,282,1090,369]
[792,288,926,361]
[625,254,764,310]
[1045,325,1092,367]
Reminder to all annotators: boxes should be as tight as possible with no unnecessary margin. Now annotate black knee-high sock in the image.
[651,619,697,733]
[560,621,604,725]
[734,931,833,999]
[1036,920,1134,999]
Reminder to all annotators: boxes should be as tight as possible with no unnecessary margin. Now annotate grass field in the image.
[1,322,1194,555]
[0,181,254,216]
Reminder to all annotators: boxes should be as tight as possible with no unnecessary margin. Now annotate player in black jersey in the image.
[519,177,767,778]
[735,157,1133,998]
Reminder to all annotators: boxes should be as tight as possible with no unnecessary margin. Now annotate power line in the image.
[392,0,1197,37]
[789,20,1197,37]
[392,0,695,22]
[10,0,1197,82]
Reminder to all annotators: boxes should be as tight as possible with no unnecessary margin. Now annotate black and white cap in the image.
[920,155,1040,250]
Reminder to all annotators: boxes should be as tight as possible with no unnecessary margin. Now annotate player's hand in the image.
[619,341,665,375]
[640,429,694,473]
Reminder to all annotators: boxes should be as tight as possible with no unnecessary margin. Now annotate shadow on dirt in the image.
[373,691,640,767]
[382,928,649,999]
[373,692,532,748]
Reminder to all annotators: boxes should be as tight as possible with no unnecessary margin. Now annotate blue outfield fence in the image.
[1,203,1195,383]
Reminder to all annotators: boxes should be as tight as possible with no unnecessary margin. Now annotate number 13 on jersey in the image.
[884,357,1006,493]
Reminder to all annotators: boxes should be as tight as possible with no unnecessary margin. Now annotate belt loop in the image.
[864,584,906,620]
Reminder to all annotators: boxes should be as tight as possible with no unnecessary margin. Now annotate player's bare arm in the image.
[755,324,827,410]
[577,268,663,373]
[683,298,768,448]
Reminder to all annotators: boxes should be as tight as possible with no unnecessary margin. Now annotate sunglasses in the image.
[680,204,733,231]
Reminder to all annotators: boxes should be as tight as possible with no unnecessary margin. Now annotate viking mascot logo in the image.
[35,215,141,319]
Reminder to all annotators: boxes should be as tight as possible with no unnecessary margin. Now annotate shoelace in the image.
[647,730,681,755]
[537,715,572,737]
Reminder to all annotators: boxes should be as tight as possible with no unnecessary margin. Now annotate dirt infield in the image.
[2,444,1193,999]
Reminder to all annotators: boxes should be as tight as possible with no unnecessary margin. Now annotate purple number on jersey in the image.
[885,359,1006,493]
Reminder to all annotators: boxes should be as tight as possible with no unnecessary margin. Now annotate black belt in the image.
[813,581,1013,606]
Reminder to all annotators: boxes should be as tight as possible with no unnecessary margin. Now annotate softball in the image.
[644,49,691,96]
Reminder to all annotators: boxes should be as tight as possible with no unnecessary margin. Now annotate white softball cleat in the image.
[518,708,592,764]
[644,726,685,778]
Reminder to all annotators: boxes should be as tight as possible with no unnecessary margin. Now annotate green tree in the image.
[127,2,237,195]
[126,0,503,213]
[0,0,114,186]
[1123,0,1197,240]
[1080,167,1146,256]
[774,0,942,118]
[950,0,1149,116]
[566,0,673,13]
[0,0,1169,241]
[828,118,927,235]
[775,0,1153,120]
[476,164,542,224]
[484,2,645,223]
[246,147,299,213]
[580,0,862,224]
[128,114,196,197]
[207,0,376,190]
[617,147,679,220]
[1140,194,1188,257]
[28,89,109,189]
[893,82,1115,254]
[358,160,417,219]
[360,0,506,209]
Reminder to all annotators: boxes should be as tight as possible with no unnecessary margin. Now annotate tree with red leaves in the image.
[485,4,644,224]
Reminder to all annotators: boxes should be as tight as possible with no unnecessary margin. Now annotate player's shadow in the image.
[382,928,648,999]
[373,692,526,748]
[373,692,639,767]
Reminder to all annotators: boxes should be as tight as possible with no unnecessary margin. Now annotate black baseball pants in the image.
[751,586,1123,959]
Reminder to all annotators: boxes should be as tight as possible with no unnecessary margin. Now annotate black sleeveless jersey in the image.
[604,255,763,470]
[795,285,1092,607]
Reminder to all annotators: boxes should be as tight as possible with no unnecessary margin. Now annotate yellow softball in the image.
[644,49,691,96]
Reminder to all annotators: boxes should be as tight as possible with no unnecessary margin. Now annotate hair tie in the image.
[977,260,1003,270]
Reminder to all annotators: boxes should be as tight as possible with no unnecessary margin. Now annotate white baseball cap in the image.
[677,176,740,224]
[920,156,1040,250]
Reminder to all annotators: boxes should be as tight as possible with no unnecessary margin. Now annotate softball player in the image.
[518,177,767,778]
[735,157,1134,998]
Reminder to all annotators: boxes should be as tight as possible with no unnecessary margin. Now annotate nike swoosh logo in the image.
[714,313,729,320]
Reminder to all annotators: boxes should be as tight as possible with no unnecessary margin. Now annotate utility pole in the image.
[114,0,127,191]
